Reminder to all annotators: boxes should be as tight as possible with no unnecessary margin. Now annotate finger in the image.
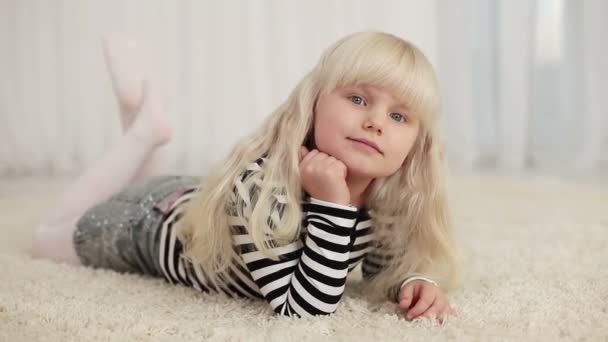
[437,307,447,324]
[301,149,319,166]
[406,289,435,320]
[330,159,348,178]
[399,284,415,309]
[318,154,335,165]
[307,149,329,166]
[441,303,458,323]
[421,304,441,322]
[322,155,341,171]
[421,298,445,323]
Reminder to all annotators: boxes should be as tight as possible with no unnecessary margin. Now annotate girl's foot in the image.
[102,33,172,147]
[102,33,144,126]
[128,81,172,147]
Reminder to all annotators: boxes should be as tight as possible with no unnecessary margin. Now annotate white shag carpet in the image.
[0,175,606,341]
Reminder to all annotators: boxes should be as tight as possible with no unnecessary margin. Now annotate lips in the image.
[348,138,382,154]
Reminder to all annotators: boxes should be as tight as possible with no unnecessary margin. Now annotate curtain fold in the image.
[437,0,606,175]
[0,0,604,177]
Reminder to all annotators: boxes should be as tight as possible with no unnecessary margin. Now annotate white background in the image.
[1,0,606,179]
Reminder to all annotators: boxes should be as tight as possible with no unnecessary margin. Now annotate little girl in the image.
[31,31,462,322]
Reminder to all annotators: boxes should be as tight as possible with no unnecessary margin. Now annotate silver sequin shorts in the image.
[73,175,200,277]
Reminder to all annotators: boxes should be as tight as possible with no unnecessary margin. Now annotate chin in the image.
[346,159,401,179]
[342,161,380,179]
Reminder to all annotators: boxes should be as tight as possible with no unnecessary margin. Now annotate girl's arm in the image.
[233,195,358,318]
[361,248,437,302]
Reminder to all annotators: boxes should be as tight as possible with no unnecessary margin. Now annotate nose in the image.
[363,111,384,135]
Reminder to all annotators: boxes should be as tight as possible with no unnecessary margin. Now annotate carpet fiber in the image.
[1,175,606,341]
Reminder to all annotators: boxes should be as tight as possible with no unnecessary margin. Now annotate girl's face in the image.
[313,85,420,179]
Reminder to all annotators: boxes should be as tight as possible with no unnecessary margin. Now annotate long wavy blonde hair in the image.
[175,31,463,304]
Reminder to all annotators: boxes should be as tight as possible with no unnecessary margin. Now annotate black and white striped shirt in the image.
[156,156,429,317]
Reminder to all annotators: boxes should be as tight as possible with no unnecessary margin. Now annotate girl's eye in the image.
[349,95,366,106]
[390,112,407,123]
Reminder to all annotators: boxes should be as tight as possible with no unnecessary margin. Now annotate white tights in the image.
[30,33,171,265]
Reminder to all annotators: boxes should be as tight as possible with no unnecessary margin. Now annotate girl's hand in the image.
[299,146,350,206]
[398,280,456,324]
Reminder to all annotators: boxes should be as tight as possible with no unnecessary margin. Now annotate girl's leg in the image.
[30,34,172,265]
[103,33,169,181]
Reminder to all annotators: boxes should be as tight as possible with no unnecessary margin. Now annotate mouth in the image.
[348,138,383,154]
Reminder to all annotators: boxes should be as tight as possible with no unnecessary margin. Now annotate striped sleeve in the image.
[362,247,438,302]
[234,196,358,318]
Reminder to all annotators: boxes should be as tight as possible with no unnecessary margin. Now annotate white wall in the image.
[1,0,605,179]
[0,0,437,177]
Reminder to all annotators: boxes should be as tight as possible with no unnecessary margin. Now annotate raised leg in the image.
[102,33,171,181]
[29,33,172,265]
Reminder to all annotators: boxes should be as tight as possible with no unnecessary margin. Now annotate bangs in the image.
[317,32,439,126]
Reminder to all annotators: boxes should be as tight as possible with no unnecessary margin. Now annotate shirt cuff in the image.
[400,276,438,290]
[308,197,358,212]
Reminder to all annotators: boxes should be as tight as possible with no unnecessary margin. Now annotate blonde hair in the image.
[175,31,463,304]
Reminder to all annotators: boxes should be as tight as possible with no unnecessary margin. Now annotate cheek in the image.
[388,134,418,165]
[314,110,348,144]
[314,123,340,150]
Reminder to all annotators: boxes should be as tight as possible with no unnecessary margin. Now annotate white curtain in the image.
[1,0,605,178]
[438,0,607,176]
[0,0,437,177]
